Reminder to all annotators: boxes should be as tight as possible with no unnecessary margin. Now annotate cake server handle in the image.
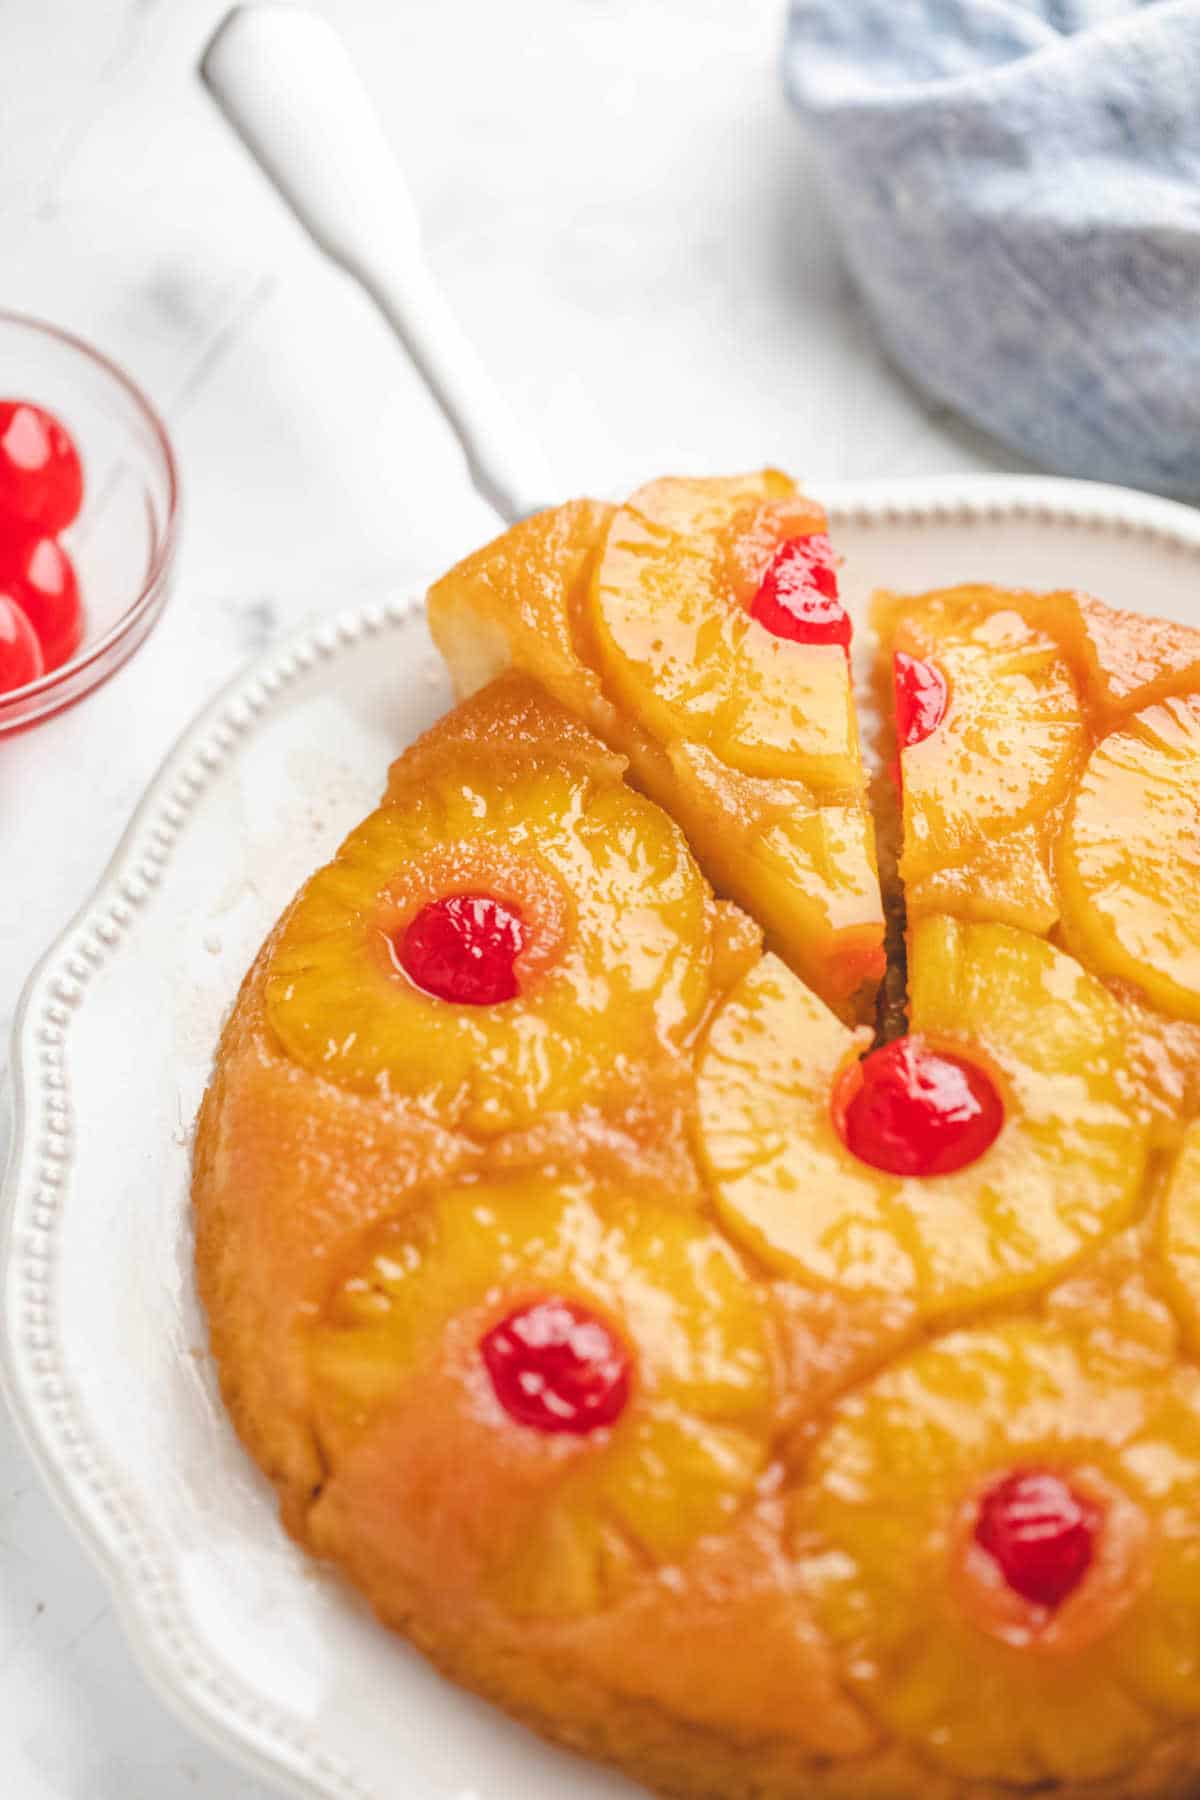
[200,4,553,525]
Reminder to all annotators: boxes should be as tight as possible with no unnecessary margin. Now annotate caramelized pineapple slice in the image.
[308,1177,774,1616]
[695,954,899,1291]
[590,473,860,789]
[697,919,1148,1319]
[743,802,889,1007]
[903,816,1060,936]
[881,587,1085,896]
[265,682,722,1135]
[904,916,1148,1306]
[1059,693,1200,1022]
[1074,593,1200,718]
[790,1319,1200,1785]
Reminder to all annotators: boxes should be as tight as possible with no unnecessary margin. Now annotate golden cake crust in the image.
[192,940,478,1521]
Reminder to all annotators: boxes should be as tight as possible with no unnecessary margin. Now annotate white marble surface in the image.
[0,1,1011,1793]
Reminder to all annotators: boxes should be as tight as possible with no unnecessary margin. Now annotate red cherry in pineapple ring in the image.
[974,1468,1100,1610]
[0,593,43,691]
[0,401,83,535]
[481,1298,632,1434]
[893,650,948,747]
[0,535,82,673]
[836,1035,1004,1177]
[397,891,526,1005]
[750,533,851,648]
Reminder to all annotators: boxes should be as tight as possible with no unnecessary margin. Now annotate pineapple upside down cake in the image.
[194,472,1200,1800]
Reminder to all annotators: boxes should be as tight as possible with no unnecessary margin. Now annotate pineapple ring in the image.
[265,750,715,1135]
[789,1319,1200,1786]
[588,473,865,790]
[308,1177,775,1617]
[893,590,1085,886]
[1059,694,1200,1022]
[697,919,1148,1318]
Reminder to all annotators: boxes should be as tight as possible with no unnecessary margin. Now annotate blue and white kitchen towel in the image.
[783,1,1200,495]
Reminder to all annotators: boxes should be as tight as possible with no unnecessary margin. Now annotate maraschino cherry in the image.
[836,1035,1004,1177]
[975,1469,1099,1610]
[0,399,86,692]
[0,535,82,672]
[0,593,43,691]
[894,651,948,747]
[397,892,525,1005]
[481,1298,632,1434]
[751,534,851,648]
[0,401,83,535]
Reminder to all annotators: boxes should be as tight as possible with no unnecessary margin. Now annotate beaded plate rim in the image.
[4,472,1200,1800]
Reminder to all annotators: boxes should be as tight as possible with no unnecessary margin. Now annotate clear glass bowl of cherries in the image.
[0,311,179,732]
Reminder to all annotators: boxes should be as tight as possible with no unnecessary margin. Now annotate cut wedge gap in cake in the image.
[864,631,910,1048]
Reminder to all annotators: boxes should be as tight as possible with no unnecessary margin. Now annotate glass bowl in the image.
[0,311,179,732]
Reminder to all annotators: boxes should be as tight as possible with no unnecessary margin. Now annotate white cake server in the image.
[201,3,553,526]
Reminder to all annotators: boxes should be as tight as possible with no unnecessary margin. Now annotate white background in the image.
[0,1,1013,1793]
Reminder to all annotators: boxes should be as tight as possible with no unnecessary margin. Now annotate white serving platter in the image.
[4,474,1200,1800]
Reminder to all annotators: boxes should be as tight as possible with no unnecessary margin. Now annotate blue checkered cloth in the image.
[783,1,1200,495]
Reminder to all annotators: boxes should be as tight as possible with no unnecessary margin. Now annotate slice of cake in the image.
[428,472,884,1019]
[874,583,1200,1030]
